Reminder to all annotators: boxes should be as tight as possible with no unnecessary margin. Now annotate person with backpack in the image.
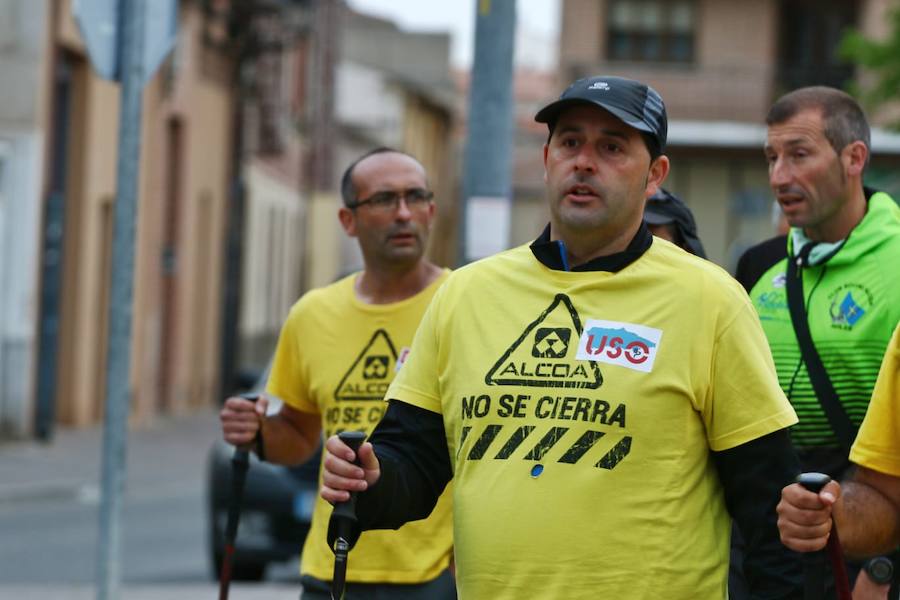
[736,86,900,598]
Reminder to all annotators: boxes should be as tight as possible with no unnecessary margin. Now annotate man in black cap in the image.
[644,188,707,258]
[318,76,803,599]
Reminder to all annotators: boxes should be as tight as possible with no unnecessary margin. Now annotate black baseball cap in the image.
[535,76,667,155]
[644,188,706,258]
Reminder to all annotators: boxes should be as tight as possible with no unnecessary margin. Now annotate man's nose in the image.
[769,157,791,188]
[394,197,413,220]
[574,146,598,173]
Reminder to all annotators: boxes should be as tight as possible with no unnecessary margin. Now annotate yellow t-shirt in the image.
[850,324,900,477]
[267,271,453,584]
[387,240,797,600]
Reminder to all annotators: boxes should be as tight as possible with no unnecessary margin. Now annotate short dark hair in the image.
[766,87,870,164]
[340,147,427,207]
[545,122,662,161]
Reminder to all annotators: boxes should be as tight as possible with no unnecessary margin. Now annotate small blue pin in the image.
[530,464,544,478]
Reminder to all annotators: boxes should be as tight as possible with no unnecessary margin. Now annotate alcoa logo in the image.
[334,329,397,401]
[576,320,663,373]
[588,81,610,91]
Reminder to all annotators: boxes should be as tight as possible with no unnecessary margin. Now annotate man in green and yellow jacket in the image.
[736,86,900,598]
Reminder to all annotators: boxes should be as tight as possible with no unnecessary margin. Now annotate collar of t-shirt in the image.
[529,222,653,272]
[789,228,846,267]
[788,187,875,268]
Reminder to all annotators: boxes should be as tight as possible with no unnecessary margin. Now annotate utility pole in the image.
[71,1,175,597]
[96,0,144,597]
[302,0,340,290]
[308,0,338,192]
[459,0,517,264]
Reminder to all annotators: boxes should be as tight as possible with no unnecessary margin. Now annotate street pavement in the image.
[0,408,302,599]
[0,583,300,599]
[0,408,218,512]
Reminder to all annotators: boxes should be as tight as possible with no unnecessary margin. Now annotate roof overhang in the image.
[667,120,900,155]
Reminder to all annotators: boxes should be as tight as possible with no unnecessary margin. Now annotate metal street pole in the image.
[96,0,145,598]
[459,0,516,264]
[309,0,338,192]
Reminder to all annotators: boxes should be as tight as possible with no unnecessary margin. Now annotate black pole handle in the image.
[229,392,261,465]
[219,392,262,600]
[796,472,852,600]
[327,431,367,552]
[339,430,367,464]
[797,472,831,494]
[226,392,261,533]
[327,431,368,600]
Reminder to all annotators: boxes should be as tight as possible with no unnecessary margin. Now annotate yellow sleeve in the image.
[384,284,445,415]
[704,300,798,451]
[266,300,319,414]
[850,324,900,476]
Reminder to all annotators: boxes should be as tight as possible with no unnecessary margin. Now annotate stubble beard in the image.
[379,231,426,268]
[551,184,612,233]
[800,158,850,234]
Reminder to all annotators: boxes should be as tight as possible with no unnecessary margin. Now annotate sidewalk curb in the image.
[0,408,218,507]
[0,479,98,506]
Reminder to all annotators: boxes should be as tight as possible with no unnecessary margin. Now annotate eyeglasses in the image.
[349,188,434,212]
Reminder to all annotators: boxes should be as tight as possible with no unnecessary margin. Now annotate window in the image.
[777,0,856,90]
[607,0,695,63]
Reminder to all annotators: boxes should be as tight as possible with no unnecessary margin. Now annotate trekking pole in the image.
[797,472,852,600]
[327,431,367,600]
[218,392,261,600]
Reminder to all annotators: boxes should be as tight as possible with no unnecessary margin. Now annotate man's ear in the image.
[645,155,670,198]
[843,140,868,178]
[542,143,550,183]
[338,206,357,237]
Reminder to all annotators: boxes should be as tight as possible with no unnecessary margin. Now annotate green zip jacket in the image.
[736,191,900,461]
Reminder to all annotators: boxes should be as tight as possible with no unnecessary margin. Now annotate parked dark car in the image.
[206,368,322,581]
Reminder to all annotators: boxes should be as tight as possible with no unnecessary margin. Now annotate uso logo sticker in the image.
[576,320,663,373]
[395,347,411,372]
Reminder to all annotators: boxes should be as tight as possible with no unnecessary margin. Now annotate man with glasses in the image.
[219,147,455,599]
